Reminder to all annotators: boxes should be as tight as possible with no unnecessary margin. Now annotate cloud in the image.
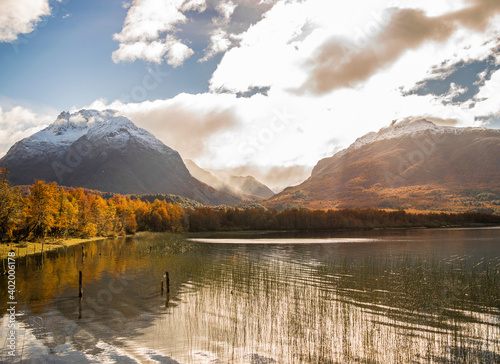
[112,0,203,64]
[165,36,194,67]
[0,106,53,157]
[216,0,236,22]
[181,0,206,12]
[0,0,51,42]
[199,29,232,62]
[197,1,236,62]
[87,93,240,160]
[112,40,168,64]
[424,116,459,126]
[198,0,278,62]
[402,50,500,105]
[296,0,500,95]
[114,0,188,43]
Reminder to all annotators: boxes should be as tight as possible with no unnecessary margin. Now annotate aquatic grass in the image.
[1,231,499,363]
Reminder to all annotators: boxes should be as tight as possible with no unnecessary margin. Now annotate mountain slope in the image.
[266,119,500,212]
[185,159,274,200]
[1,109,238,205]
[218,174,275,199]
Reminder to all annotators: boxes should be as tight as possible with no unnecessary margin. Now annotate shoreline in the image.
[0,236,110,260]
[3,223,499,260]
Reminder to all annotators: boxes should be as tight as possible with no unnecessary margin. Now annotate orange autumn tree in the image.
[0,168,24,239]
[53,187,78,237]
[23,180,59,239]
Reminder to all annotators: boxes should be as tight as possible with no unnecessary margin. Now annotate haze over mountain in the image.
[0,109,239,205]
[266,119,500,213]
[185,159,274,200]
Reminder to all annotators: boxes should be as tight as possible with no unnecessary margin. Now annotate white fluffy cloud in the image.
[112,40,169,64]
[165,37,194,67]
[0,0,51,42]
[112,35,194,66]
[0,106,54,157]
[112,0,203,64]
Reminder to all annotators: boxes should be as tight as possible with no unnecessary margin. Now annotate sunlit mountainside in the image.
[266,119,500,213]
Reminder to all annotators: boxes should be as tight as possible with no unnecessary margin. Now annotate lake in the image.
[1,227,499,363]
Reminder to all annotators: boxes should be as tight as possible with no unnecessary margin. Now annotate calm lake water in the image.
[1,228,499,363]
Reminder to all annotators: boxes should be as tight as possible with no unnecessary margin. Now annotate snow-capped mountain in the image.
[348,118,488,152]
[267,119,500,212]
[1,109,238,205]
[11,109,174,159]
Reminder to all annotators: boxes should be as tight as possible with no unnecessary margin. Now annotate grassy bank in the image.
[0,236,108,260]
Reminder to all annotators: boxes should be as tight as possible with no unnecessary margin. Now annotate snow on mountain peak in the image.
[52,109,117,130]
[11,109,174,158]
[350,118,446,150]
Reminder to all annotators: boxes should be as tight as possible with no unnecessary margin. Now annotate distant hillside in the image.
[185,159,274,200]
[266,119,500,213]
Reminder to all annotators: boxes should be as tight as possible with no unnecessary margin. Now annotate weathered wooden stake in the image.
[79,271,83,298]
[161,280,164,295]
[166,271,170,293]
[41,243,44,255]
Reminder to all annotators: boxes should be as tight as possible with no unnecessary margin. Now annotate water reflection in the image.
[0,228,499,363]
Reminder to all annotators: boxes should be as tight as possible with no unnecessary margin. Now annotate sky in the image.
[0,0,500,190]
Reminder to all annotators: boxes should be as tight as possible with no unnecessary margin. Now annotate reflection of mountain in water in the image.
[1,229,499,363]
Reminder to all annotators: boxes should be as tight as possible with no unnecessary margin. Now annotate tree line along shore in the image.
[1,169,500,259]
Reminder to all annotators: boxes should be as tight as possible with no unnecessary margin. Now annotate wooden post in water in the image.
[41,243,44,255]
[79,271,83,298]
[166,271,170,294]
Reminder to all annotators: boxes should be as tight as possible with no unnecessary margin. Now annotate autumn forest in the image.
[1,168,500,243]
